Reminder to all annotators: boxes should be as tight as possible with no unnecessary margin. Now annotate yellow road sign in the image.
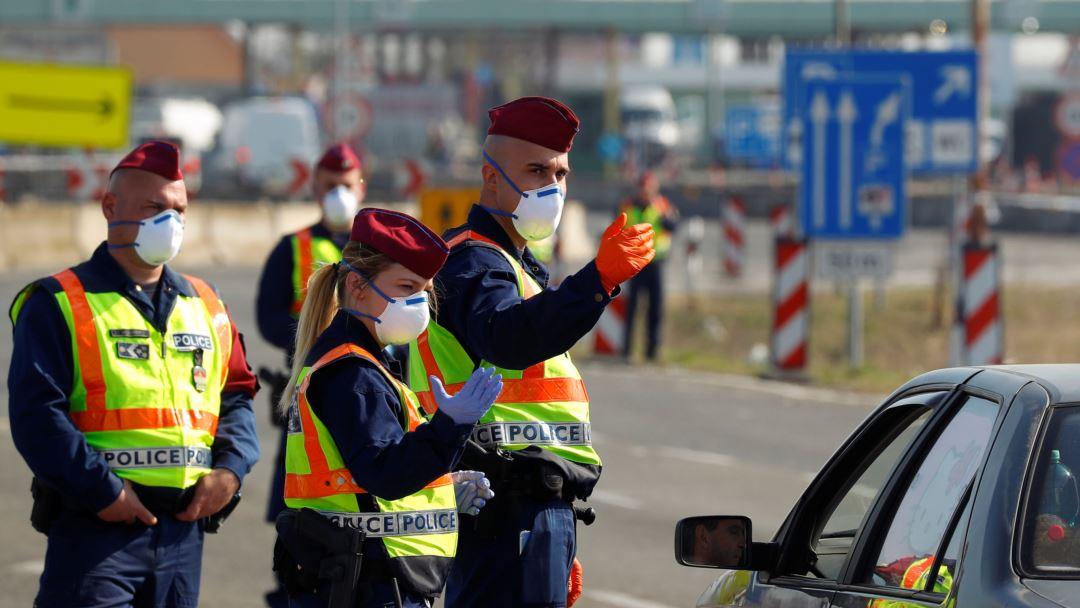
[419,187,480,236]
[0,61,133,149]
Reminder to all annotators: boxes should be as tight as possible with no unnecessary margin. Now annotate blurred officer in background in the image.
[272,208,500,607]
[7,141,260,607]
[619,170,678,362]
[408,96,656,607]
[257,142,364,607]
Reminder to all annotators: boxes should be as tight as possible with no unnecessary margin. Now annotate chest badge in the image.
[192,348,208,393]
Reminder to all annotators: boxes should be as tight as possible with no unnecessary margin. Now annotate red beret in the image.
[350,208,448,280]
[317,143,362,173]
[487,96,580,153]
[111,140,183,181]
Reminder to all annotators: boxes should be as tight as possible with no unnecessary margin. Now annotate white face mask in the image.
[108,209,185,266]
[321,185,360,231]
[343,266,431,345]
[482,151,565,241]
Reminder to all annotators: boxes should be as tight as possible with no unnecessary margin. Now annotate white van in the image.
[211,97,322,198]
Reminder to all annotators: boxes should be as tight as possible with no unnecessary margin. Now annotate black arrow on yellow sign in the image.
[7,93,114,119]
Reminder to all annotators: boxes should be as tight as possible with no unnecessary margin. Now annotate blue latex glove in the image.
[429,367,503,425]
[452,470,495,516]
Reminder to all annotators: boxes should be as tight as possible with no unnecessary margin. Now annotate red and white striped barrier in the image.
[66,155,109,201]
[722,196,746,278]
[960,243,1002,365]
[770,237,809,373]
[593,295,627,356]
[769,203,794,238]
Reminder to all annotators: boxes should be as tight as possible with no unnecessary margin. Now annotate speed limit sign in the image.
[1056,94,1080,139]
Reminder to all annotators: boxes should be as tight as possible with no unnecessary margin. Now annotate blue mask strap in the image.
[342,308,381,324]
[340,260,396,304]
[107,219,142,250]
[482,150,527,198]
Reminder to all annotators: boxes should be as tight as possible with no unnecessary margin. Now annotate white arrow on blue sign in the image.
[784,49,978,175]
[801,75,909,240]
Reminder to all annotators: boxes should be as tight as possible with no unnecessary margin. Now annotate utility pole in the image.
[834,0,862,367]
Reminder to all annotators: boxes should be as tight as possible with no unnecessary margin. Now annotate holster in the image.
[461,441,571,538]
[203,492,242,534]
[29,477,64,535]
[274,508,365,608]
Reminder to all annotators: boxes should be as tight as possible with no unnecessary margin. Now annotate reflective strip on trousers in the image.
[472,421,592,448]
[99,446,213,470]
[316,509,459,538]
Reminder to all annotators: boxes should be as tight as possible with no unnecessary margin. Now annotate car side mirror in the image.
[675,515,753,569]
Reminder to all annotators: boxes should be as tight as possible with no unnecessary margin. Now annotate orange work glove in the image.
[567,558,584,607]
[595,213,656,293]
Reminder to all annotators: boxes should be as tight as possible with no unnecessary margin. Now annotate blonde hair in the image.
[277,242,395,416]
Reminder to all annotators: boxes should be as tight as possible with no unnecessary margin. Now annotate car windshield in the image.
[1022,405,1080,574]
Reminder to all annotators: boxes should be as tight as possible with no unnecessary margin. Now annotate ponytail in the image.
[277,242,397,417]
[278,262,341,416]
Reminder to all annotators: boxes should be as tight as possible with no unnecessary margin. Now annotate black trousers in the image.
[623,261,664,360]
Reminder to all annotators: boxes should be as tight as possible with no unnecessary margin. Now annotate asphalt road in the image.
[0,266,878,608]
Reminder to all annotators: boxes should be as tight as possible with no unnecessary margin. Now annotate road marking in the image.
[586,589,679,608]
[8,560,43,575]
[588,489,643,511]
[653,446,736,467]
[581,362,881,408]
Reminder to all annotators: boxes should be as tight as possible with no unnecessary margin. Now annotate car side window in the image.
[807,405,935,579]
[864,396,998,589]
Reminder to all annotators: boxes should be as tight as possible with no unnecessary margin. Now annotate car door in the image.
[829,391,1001,607]
[711,390,949,608]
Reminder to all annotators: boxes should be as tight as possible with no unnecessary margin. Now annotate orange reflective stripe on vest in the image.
[70,407,219,434]
[285,343,451,499]
[53,269,107,411]
[292,228,315,315]
[184,274,233,383]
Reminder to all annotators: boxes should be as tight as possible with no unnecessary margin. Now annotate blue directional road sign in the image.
[784,49,978,174]
[725,104,781,166]
[801,76,908,239]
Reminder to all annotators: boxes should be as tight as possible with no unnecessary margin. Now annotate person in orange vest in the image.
[256,143,365,606]
[618,170,678,361]
[7,141,260,607]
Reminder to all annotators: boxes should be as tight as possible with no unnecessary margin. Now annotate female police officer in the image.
[274,208,501,607]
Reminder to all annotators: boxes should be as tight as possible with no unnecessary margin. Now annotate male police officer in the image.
[619,170,677,361]
[256,142,363,521]
[408,97,656,607]
[8,141,260,607]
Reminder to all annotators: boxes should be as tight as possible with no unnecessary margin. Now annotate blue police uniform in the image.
[437,205,612,607]
[287,310,474,607]
[7,243,260,608]
[258,223,349,523]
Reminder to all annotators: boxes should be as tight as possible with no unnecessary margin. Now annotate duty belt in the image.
[99,446,213,470]
[316,509,458,538]
[471,421,592,448]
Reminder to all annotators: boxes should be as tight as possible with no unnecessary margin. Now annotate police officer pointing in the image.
[7,141,260,608]
[409,97,656,606]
